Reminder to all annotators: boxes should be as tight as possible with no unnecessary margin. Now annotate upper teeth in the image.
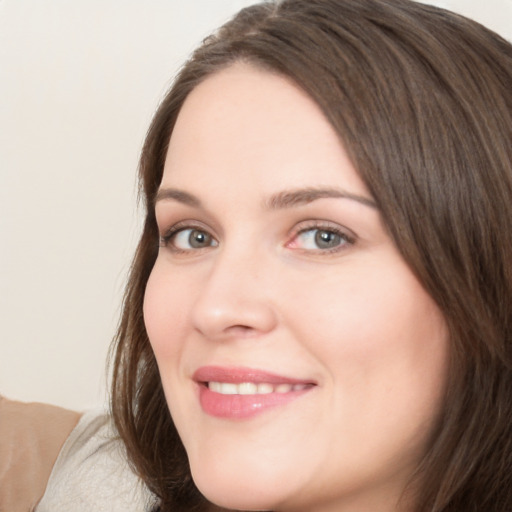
[208,382,307,395]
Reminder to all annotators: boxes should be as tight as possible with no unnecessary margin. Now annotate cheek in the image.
[288,260,449,475]
[300,258,447,357]
[286,257,449,418]
[143,264,191,361]
[143,266,201,443]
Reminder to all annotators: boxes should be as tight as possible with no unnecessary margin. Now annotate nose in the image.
[191,247,278,340]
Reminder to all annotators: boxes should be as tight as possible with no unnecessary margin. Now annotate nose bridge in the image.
[191,239,277,339]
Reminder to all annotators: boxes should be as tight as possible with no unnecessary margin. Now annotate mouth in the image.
[207,381,311,395]
[193,366,316,419]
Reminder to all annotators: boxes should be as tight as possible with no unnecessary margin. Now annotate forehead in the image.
[162,63,368,198]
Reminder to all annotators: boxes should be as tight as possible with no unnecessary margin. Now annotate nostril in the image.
[226,325,259,337]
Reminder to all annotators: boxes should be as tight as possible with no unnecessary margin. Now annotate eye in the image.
[160,226,218,252]
[288,223,355,253]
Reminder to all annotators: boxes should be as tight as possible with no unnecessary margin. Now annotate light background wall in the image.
[1,0,511,411]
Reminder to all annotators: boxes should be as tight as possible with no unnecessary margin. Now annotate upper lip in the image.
[193,365,316,385]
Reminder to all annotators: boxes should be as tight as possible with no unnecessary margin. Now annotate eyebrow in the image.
[154,188,201,207]
[154,186,377,210]
[265,187,377,210]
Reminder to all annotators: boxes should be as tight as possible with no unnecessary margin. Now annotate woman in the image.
[109,0,512,510]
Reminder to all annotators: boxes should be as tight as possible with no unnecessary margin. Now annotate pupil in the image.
[190,230,209,248]
[315,230,340,249]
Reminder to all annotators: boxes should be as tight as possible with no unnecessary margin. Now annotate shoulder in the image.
[36,408,157,512]
[0,395,81,512]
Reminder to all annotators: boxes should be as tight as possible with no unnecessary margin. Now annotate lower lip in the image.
[198,385,311,419]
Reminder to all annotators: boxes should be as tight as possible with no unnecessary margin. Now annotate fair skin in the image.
[144,63,449,512]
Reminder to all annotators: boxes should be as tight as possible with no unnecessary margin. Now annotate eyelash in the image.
[287,221,356,254]
[159,221,215,254]
[158,220,356,255]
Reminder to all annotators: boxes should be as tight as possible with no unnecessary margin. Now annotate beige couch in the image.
[0,396,80,512]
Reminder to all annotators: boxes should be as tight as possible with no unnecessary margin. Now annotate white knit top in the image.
[36,409,156,512]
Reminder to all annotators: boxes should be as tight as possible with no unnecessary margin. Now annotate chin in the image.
[190,463,288,511]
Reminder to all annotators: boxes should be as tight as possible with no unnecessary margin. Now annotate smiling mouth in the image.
[194,367,316,419]
[207,381,311,395]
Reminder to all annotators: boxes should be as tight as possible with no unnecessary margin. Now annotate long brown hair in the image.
[111,1,512,510]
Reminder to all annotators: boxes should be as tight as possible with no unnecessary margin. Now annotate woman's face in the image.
[144,63,449,512]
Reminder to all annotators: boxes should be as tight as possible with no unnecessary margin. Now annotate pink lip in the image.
[193,366,315,419]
